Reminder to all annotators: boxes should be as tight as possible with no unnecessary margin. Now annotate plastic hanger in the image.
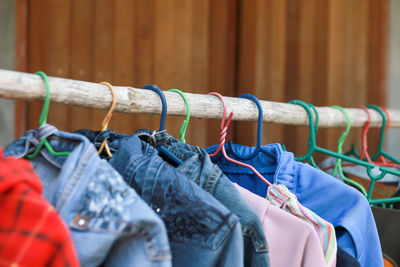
[142,84,183,166]
[345,106,400,168]
[167,89,190,143]
[376,106,397,165]
[358,106,384,165]
[97,82,116,158]
[331,105,368,196]
[208,92,272,186]
[289,100,400,205]
[366,105,400,165]
[324,105,397,198]
[26,71,71,159]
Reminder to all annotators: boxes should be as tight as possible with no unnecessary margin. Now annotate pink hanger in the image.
[208,92,272,186]
[359,106,400,168]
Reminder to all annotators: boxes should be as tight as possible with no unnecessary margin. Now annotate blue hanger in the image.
[142,84,183,165]
[227,94,265,160]
[142,84,167,130]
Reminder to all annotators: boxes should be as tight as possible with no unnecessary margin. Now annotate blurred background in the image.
[1,0,400,160]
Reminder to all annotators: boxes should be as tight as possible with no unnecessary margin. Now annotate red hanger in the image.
[208,92,272,186]
[377,106,391,164]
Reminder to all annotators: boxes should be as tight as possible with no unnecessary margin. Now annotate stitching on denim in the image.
[207,166,220,193]
[56,147,96,210]
[39,148,64,169]
[204,165,215,193]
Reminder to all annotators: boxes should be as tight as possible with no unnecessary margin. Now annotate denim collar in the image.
[4,124,101,211]
[135,129,208,186]
[105,132,161,203]
[206,142,298,192]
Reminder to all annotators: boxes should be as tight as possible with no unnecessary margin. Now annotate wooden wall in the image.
[16,0,388,158]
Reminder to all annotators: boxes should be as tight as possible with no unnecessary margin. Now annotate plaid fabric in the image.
[0,147,79,267]
[267,184,337,267]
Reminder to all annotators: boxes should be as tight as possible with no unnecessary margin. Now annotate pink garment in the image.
[266,184,337,267]
[234,183,327,267]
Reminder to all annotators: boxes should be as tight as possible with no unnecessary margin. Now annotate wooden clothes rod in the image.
[0,69,399,128]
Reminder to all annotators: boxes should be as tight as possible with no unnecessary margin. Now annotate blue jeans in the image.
[77,129,244,267]
[135,129,270,267]
[5,124,172,267]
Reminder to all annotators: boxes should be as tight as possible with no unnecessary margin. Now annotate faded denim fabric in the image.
[4,124,172,267]
[135,129,270,267]
[76,129,244,267]
[206,142,384,267]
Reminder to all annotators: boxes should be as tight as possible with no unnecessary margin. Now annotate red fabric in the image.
[0,147,79,267]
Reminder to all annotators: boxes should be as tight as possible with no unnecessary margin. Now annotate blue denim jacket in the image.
[135,129,270,267]
[76,129,244,267]
[4,124,172,267]
[206,142,384,267]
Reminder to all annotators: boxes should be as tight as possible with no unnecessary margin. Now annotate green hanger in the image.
[366,105,400,164]
[167,89,190,143]
[289,101,318,165]
[289,100,400,205]
[26,71,71,159]
[331,105,368,196]
[305,103,321,169]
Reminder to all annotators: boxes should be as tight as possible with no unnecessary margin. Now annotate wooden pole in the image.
[1,69,399,128]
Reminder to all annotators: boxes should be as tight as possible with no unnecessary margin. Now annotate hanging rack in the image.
[1,69,400,128]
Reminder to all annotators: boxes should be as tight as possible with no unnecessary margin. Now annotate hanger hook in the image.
[26,71,71,159]
[225,93,265,161]
[288,100,318,162]
[238,94,263,149]
[365,105,387,159]
[331,106,368,196]
[331,106,351,172]
[97,82,116,158]
[358,106,372,162]
[380,106,391,134]
[168,89,190,143]
[35,71,51,126]
[142,84,167,131]
[208,92,233,157]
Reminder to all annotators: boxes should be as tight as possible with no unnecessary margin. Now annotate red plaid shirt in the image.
[0,147,79,267]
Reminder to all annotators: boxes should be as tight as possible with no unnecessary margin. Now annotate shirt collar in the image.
[206,142,298,190]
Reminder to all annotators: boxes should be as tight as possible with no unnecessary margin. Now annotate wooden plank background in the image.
[16,0,388,159]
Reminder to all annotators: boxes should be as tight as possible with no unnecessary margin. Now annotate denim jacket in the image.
[76,129,244,267]
[4,124,172,267]
[136,129,270,267]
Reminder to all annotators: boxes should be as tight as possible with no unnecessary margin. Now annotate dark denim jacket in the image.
[4,124,172,267]
[77,129,244,267]
[136,129,270,267]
